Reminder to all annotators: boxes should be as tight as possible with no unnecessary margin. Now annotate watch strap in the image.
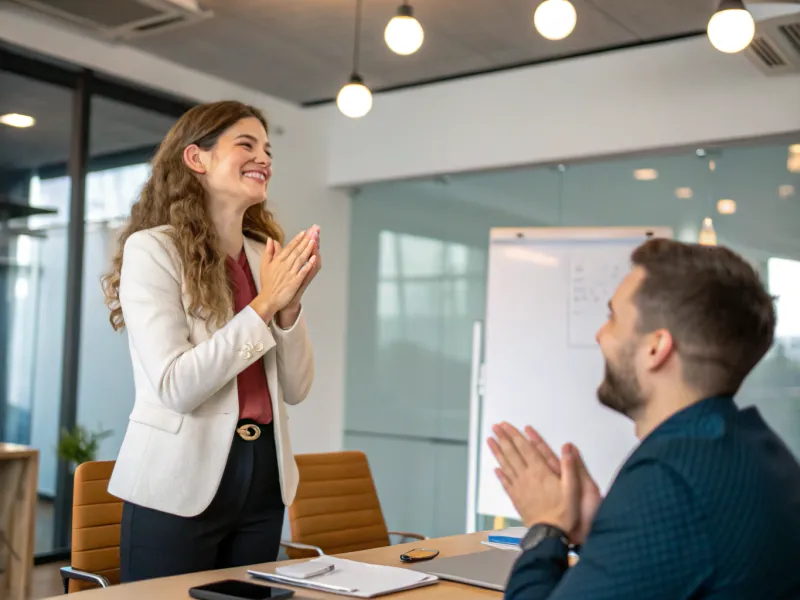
[520,523,570,552]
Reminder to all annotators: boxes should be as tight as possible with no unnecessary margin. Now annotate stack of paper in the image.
[248,556,439,598]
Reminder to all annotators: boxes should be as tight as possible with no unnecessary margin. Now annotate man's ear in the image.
[183,144,207,174]
[647,329,674,371]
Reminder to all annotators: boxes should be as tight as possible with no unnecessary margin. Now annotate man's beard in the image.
[597,344,644,418]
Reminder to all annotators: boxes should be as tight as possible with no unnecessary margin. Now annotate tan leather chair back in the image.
[68,461,122,592]
[287,451,390,558]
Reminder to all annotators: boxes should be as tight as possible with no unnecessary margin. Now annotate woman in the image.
[101,100,319,581]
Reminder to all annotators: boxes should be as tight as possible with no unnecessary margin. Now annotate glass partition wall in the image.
[345,136,800,538]
[0,43,193,558]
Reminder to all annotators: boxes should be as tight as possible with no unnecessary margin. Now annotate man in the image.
[488,238,800,599]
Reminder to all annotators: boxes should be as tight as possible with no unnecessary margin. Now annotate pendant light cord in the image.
[352,0,363,75]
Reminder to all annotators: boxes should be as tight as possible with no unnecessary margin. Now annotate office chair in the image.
[59,460,121,593]
[281,451,427,559]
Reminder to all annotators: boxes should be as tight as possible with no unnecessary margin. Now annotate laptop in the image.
[407,548,520,591]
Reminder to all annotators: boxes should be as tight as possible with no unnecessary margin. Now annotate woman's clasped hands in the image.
[249,225,321,325]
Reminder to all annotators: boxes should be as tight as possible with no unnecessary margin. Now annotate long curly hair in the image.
[102,100,284,332]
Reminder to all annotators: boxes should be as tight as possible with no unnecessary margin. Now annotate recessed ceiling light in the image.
[717,199,736,215]
[708,160,716,171]
[696,149,707,157]
[789,144,800,154]
[633,168,658,181]
[789,154,800,174]
[0,113,35,128]
[675,187,693,199]
[778,184,795,199]
[698,217,717,246]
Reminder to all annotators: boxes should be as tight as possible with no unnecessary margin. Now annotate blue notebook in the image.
[487,526,527,545]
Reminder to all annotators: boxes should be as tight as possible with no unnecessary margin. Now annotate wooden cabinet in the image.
[0,443,38,600]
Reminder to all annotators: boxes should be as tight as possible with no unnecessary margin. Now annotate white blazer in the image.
[107,225,313,518]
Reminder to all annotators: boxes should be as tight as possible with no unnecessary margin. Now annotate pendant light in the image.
[385,2,424,55]
[337,0,373,118]
[707,0,755,53]
[534,0,577,41]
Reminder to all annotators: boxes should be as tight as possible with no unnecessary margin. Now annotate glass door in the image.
[0,69,74,555]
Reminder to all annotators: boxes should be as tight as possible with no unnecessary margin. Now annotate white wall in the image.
[268,110,350,455]
[322,36,800,187]
[0,5,350,462]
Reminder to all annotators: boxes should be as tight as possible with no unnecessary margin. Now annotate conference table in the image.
[46,531,503,599]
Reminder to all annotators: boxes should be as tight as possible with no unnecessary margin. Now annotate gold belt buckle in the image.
[237,424,261,441]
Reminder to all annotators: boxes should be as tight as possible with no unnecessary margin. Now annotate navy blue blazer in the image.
[505,396,800,599]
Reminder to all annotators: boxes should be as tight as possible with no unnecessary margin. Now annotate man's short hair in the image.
[630,238,776,395]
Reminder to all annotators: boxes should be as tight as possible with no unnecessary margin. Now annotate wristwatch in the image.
[520,523,570,552]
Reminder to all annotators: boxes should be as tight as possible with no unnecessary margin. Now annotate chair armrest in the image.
[388,531,427,541]
[60,566,110,593]
[279,540,325,555]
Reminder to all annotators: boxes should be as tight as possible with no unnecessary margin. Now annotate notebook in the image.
[248,556,438,598]
[486,526,527,545]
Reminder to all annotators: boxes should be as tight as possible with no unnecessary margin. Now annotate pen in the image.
[307,563,336,578]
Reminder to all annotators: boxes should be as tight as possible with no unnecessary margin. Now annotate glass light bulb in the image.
[385,15,424,55]
[337,81,373,119]
[533,0,577,41]
[707,8,755,53]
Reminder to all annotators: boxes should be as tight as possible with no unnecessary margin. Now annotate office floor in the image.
[29,561,67,599]
[30,498,62,599]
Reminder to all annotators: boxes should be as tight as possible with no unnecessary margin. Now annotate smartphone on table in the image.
[189,579,294,600]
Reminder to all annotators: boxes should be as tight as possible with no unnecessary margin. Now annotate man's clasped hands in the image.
[488,423,603,546]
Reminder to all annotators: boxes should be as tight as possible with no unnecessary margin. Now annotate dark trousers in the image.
[119,420,284,582]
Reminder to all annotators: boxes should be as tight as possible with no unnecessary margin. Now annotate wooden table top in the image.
[50,531,503,599]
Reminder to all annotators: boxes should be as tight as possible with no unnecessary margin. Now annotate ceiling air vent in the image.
[7,0,213,39]
[749,35,788,68]
[778,22,800,55]
[745,11,800,75]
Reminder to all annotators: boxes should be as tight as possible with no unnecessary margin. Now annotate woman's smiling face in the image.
[187,116,273,210]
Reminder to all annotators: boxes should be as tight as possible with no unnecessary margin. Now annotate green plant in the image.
[57,424,112,466]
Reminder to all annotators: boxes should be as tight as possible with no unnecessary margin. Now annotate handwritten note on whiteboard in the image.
[569,250,631,347]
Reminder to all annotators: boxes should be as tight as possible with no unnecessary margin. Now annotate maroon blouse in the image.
[226,250,273,424]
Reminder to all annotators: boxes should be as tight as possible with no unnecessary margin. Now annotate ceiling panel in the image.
[595,0,719,39]
[125,0,711,104]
